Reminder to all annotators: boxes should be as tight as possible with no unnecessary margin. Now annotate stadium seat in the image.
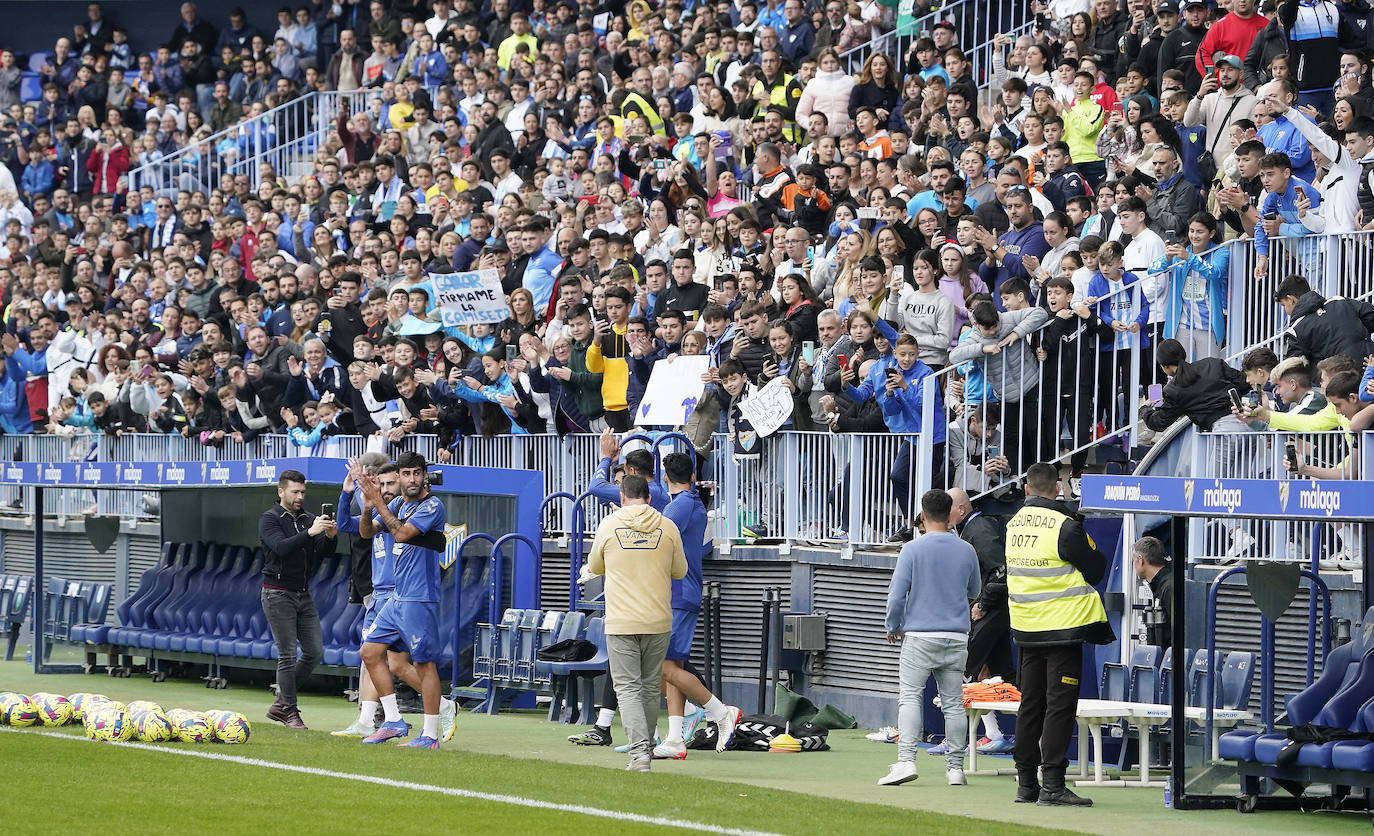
[1254,664,1374,768]
[496,609,540,682]
[1219,651,1256,711]
[1329,697,1374,771]
[18,71,40,105]
[209,549,263,657]
[155,545,226,652]
[183,548,249,654]
[128,543,203,649]
[106,543,180,648]
[1100,661,1129,702]
[26,52,49,73]
[546,616,609,725]
[1220,612,1374,762]
[535,611,585,688]
[3,574,31,660]
[69,580,114,645]
[474,609,521,679]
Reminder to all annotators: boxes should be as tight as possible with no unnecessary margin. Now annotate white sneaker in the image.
[439,696,458,742]
[947,767,967,786]
[715,706,741,752]
[331,720,375,738]
[879,761,919,786]
[653,739,688,759]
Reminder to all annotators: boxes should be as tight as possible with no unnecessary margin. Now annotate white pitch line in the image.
[0,727,783,836]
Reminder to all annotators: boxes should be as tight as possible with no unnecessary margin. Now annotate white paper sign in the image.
[433,270,506,327]
[635,355,709,426]
[737,376,795,438]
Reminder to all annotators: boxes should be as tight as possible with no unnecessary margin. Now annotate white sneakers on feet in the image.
[653,739,688,759]
[947,767,967,786]
[878,761,919,786]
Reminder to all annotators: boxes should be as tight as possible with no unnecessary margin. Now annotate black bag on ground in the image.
[686,713,830,752]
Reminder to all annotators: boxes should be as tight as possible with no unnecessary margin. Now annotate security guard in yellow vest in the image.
[1005,462,1113,808]
[621,67,666,137]
[750,50,804,144]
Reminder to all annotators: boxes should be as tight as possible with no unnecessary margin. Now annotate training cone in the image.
[768,732,801,753]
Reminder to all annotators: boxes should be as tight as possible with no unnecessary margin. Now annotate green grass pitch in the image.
[1,660,1367,834]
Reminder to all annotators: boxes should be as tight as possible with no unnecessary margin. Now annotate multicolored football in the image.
[169,710,214,743]
[2,693,38,727]
[67,693,109,721]
[31,692,73,726]
[211,711,251,744]
[83,706,132,741]
[132,709,174,742]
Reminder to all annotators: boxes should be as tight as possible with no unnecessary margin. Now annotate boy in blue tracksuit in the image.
[1086,241,1150,431]
[845,333,947,539]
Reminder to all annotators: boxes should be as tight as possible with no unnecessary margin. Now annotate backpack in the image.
[686,713,831,752]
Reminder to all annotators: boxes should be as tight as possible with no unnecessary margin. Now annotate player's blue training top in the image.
[664,488,707,612]
[338,487,396,593]
[587,456,669,510]
[373,493,446,602]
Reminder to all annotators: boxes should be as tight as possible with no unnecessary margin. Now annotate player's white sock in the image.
[667,715,684,743]
[423,714,439,740]
[703,697,728,723]
[596,708,616,728]
[358,700,379,727]
[983,712,1004,740]
[380,694,401,723]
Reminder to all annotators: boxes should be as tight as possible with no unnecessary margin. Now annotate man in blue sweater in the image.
[880,488,982,788]
[652,453,740,759]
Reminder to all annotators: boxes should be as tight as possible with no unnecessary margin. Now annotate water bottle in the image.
[1163,780,1173,808]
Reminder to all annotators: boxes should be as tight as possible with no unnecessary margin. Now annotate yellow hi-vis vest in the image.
[1004,504,1108,636]
[620,91,666,136]
[751,74,804,143]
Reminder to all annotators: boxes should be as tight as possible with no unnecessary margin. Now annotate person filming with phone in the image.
[258,469,337,729]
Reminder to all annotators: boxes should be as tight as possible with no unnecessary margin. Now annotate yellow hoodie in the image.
[587,503,687,635]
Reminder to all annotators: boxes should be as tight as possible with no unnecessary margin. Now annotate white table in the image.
[964,698,1250,786]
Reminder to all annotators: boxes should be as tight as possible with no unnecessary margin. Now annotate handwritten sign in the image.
[736,376,794,438]
[433,270,506,327]
[636,355,709,426]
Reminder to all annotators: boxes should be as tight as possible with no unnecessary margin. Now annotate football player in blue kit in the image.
[357,452,450,749]
[332,460,456,740]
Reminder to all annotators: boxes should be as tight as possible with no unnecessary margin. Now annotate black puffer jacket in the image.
[1143,356,1248,432]
[1283,291,1374,369]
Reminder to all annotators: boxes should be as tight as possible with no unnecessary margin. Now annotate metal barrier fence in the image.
[841,0,1032,105]
[1226,229,1374,359]
[1185,430,1362,567]
[126,89,380,194]
[709,431,917,549]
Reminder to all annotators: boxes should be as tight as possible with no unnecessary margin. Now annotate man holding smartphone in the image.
[258,469,337,729]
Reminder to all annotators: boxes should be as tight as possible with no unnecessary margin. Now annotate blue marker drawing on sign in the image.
[681,397,698,423]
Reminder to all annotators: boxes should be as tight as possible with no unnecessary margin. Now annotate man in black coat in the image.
[1275,275,1374,369]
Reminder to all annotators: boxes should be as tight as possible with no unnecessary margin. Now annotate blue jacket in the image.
[1360,365,1374,403]
[20,160,54,198]
[884,531,982,634]
[978,220,1050,304]
[663,488,707,611]
[0,366,25,433]
[1258,114,1317,183]
[586,455,669,510]
[1150,244,1230,348]
[1253,176,1323,255]
[432,374,529,435]
[845,356,946,441]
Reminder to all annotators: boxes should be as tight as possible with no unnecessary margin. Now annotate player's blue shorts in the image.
[361,598,441,664]
[667,607,699,661]
[359,588,393,643]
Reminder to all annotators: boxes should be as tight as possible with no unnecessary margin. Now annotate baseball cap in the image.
[1181,0,1206,8]
[1213,52,1243,70]
[1156,0,1179,13]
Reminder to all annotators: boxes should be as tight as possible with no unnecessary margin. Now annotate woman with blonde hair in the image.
[830,228,871,302]
[849,52,900,123]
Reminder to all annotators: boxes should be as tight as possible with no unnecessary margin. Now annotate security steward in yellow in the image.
[620,68,666,137]
[1005,462,1114,808]
[750,50,803,143]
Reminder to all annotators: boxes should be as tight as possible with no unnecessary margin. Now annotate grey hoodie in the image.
[948,307,1049,402]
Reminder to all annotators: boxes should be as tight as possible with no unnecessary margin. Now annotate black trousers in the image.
[1013,643,1082,779]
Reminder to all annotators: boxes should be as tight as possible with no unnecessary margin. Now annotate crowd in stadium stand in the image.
[4,0,1374,525]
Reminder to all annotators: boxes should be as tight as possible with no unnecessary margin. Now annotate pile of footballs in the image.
[0,692,250,743]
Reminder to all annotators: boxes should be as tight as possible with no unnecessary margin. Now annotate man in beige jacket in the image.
[586,474,688,771]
